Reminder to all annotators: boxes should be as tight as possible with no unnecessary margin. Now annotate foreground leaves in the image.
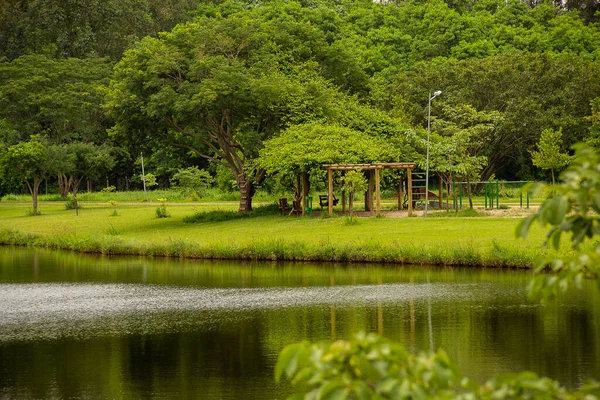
[276,333,599,400]
[517,144,600,301]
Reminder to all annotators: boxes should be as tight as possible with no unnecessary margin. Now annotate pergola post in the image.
[375,167,381,216]
[320,163,416,216]
[407,168,413,214]
[398,175,404,210]
[328,168,333,216]
[365,170,374,213]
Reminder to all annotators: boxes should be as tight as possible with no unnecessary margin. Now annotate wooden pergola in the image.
[321,162,417,216]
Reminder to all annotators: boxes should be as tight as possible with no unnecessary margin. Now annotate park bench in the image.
[319,194,339,210]
[278,198,288,215]
[279,197,302,215]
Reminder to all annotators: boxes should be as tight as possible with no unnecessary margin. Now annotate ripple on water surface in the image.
[0,282,482,342]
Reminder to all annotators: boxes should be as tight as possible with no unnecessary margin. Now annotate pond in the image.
[0,246,598,398]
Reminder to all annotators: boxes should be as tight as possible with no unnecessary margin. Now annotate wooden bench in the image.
[319,194,339,209]
[278,198,288,215]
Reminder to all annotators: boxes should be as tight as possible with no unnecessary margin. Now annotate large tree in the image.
[0,55,114,195]
[0,138,59,215]
[62,142,116,213]
[106,1,368,211]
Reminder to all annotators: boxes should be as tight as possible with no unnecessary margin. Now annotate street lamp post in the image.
[425,90,442,217]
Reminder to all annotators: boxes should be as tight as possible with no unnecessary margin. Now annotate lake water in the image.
[0,246,598,398]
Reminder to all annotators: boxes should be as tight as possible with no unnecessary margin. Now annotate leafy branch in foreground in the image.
[517,144,600,301]
[275,332,599,399]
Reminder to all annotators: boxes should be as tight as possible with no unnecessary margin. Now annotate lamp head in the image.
[433,90,442,97]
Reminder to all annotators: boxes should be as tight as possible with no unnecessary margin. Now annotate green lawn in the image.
[0,201,554,267]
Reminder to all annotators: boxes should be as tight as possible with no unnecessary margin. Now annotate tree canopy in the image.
[259,123,407,178]
[3,0,600,198]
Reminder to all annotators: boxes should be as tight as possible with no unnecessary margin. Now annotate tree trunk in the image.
[551,169,555,185]
[32,179,42,215]
[58,173,71,197]
[451,175,458,212]
[238,177,253,212]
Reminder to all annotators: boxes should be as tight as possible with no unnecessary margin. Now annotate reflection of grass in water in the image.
[0,202,558,267]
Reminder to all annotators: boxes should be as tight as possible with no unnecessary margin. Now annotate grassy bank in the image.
[0,202,558,267]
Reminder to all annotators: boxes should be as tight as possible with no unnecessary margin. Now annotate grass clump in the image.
[183,203,279,223]
[155,198,170,218]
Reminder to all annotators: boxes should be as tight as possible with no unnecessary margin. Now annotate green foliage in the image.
[531,128,571,184]
[518,144,600,301]
[155,198,170,218]
[64,200,83,210]
[388,54,600,180]
[586,97,600,149]
[0,55,112,144]
[182,204,280,223]
[0,138,61,214]
[275,332,598,399]
[275,332,461,399]
[102,186,116,193]
[140,173,158,188]
[171,166,213,198]
[341,170,368,216]
[0,0,199,60]
[259,123,403,178]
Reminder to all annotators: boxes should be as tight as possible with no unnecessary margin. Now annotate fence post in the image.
[496,180,500,209]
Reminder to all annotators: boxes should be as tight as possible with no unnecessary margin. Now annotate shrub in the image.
[155,198,170,218]
[182,203,279,223]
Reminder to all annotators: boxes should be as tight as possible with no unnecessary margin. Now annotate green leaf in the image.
[275,343,306,383]
[549,227,562,251]
[317,380,348,400]
[546,195,569,226]
[516,214,537,239]
[376,378,399,394]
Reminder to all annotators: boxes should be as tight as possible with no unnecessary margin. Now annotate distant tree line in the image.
[2,0,600,211]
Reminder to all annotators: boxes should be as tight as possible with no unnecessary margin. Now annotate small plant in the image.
[109,200,118,216]
[64,200,83,210]
[189,192,201,202]
[101,185,116,193]
[342,216,359,225]
[341,170,367,220]
[155,198,170,218]
[26,208,41,216]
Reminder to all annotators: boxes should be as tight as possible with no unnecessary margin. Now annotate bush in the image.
[182,203,279,223]
[155,198,170,218]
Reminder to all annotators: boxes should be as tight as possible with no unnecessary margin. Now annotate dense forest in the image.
[1,0,600,210]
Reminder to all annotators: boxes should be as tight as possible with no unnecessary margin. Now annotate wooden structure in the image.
[321,162,417,216]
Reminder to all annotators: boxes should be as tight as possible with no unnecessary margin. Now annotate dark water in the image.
[0,247,598,399]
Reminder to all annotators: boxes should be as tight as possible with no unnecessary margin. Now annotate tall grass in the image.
[0,226,547,268]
